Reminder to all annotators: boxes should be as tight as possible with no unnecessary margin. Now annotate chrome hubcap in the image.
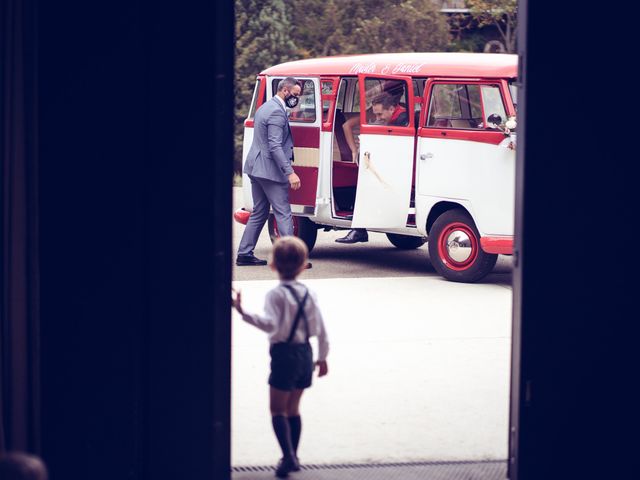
[445,230,473,263]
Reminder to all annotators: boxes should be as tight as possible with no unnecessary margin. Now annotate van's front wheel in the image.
[386,233,426,249]
[428,209,497,283]
[268,214,318,253]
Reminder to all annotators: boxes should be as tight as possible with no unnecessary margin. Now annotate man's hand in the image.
[315,360,328,377]
[288,172,301,190]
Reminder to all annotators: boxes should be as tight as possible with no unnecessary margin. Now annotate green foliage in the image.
[466,0,518,53]
[234,0,298,170]
[233,0,513,173]
[286,0,450,57]
[353,0,450,53]
[448,31,487,53]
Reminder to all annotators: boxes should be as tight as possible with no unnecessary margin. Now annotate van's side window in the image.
[427,83,507,130]
[333,79,358,162]
[322,80,333,122]
[247,78,263,119]
[335,79,347,112]
[352,79,362,113]
[413,78,426,117]
[365,78,409,126]
[271,78,316,123]
[509,82,518,113]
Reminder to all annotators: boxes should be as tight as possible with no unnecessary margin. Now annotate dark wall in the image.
[34,1,233,479]
[511,1,636,479]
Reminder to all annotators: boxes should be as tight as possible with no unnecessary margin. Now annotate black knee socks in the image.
[271,415,294,459]
[288,416,301,454]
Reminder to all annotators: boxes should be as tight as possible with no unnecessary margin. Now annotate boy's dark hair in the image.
[371,92,397,110]
[0,452,48,480]
[271,236,308,280]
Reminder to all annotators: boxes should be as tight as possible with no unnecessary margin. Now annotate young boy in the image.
[232,236,329,478]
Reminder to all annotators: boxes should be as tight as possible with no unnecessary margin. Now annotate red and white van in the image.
[234,52,518,283]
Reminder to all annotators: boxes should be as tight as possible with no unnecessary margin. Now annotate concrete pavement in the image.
[231,186,513,469]
[231,186,513,283]
[231,276,512,466]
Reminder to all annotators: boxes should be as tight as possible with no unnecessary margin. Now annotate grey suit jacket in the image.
[243,97,294,184]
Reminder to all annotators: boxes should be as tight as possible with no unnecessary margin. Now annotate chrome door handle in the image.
[420,153,433,160]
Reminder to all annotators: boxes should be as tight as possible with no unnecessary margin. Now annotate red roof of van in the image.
[261,52,517,79]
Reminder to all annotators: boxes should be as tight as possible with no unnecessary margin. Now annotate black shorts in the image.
[268,342,313,391]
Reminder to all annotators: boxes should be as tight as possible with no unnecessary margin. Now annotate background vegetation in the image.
[234,0,517,176]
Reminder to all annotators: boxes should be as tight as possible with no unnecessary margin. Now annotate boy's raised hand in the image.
[315,360,328,377]
[231,287,243,315]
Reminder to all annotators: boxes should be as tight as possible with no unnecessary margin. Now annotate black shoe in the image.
[235,254,267,266]
[304,262,312,269]
[275,456,299,478]
[335,229,368,244]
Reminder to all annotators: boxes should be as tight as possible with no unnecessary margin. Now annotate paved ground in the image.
[232,460,507,480]
[232,187,513,283]
[231,187,513,473]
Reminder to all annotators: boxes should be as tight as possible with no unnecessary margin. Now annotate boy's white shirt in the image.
[241,279,329,361]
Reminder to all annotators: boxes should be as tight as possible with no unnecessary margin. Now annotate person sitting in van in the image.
[338,84,382,163]
[335,93,408,244]
[370,92,408,126]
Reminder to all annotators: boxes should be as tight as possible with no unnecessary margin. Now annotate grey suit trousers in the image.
[237,175,294,256]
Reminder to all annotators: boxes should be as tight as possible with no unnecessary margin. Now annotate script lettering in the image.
[391,63,425,74]
[349,63,377,74]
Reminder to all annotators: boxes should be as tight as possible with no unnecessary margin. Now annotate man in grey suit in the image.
[236,77,303,266]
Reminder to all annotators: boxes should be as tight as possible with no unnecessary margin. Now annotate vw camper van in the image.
[234,52,518,283]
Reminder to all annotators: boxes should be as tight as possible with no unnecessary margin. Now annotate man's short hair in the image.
[271,236,308,280]
[277,77,300,92]
[371,92,397,110]
[0,452,48,480]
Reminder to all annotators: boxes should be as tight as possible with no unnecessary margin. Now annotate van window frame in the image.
[423,79,514,131]
[269,77,320,125]
[244,75,266,128]
[321,76,340,132]
[357,73,415,136]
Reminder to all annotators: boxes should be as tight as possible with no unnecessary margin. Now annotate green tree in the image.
[353,0,450,53]
[466,0,518,53]
[234,0,298,172]
[233,0,455,174]
[288,0,450,56]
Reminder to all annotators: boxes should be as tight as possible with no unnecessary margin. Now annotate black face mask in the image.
[285,94,299,109]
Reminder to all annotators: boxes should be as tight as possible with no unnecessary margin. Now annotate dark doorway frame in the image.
[508,1,635,479]
[2,0,233,478]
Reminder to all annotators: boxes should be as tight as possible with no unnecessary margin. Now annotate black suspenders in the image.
[282,285,310,344]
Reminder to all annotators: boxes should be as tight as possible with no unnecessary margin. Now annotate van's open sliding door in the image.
[351,74,415,229]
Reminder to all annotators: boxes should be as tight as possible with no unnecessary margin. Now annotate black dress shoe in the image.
[335,229,368,244]
[275,456,299,478]
[235,254,267,266]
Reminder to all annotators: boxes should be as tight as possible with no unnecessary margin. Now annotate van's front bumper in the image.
[233,208,250,225]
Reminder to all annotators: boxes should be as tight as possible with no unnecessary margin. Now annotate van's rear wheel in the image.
[268,214,318,253]
[386,233,425,249]
[428,209,497,283]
